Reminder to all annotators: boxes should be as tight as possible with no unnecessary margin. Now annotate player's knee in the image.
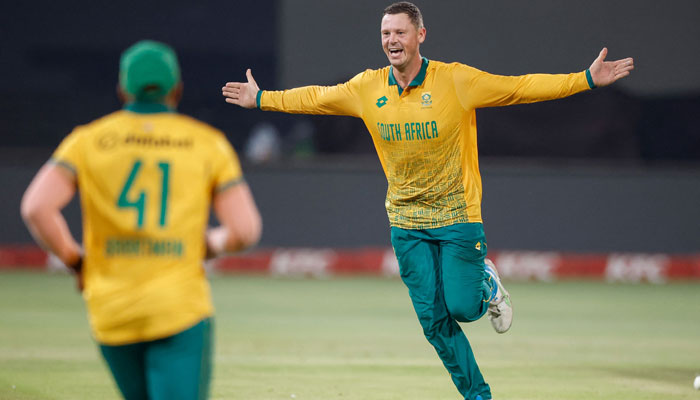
[446,298,483,323]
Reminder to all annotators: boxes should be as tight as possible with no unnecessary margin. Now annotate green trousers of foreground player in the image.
[391,223,493,400]
[100,318,213,400]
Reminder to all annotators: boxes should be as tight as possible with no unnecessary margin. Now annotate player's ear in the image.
[116,84,128,104]
[169,82,184,107]
[418,27,426,44]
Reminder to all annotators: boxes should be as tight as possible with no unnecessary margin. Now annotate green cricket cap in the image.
[119,40,181,102]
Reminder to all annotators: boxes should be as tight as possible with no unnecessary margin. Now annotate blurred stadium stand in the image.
[3,157,700,254]
[1,1,699,255]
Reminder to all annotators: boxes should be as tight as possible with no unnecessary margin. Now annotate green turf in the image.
[1,270,699,399]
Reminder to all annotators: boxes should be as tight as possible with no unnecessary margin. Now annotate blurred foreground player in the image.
[222,2,633,399]
[21,40,262,400]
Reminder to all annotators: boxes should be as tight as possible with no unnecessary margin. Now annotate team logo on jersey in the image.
[376,96,388,108]
[421,92,432,107]
[97,132,118,150]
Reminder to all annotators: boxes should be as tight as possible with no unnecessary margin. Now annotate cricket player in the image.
[221,2,633,399]
[21,40,262,400]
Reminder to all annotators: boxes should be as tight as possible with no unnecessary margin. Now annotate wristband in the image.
[585,69,597,89]
[255,90,262,108]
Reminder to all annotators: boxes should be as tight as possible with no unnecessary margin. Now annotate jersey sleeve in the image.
[50,128,85,177]
[452,64,591,110]
[210,133,244,193]
[259,72,365,117]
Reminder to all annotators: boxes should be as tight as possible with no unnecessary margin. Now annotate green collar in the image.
[124,102,174,114]
[388,57,429,95]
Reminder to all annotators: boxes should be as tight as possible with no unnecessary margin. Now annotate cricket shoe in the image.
[484,258,512,334]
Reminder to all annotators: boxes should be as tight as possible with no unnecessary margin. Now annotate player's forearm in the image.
[206,219,262,256]
[510,71,591,103]
[207,182,262,257]
[21,207,81,265]
[21,164,82,266]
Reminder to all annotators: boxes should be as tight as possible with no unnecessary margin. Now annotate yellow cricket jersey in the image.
[260,58,591,229]
[52,102,243,345]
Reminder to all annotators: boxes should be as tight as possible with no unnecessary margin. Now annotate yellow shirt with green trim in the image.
[52,102,243,345]
[259,58,591,229]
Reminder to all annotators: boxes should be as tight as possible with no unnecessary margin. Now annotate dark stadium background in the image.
[1,0,699,253]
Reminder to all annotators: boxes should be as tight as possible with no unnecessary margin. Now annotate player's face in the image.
[381,13,425,72]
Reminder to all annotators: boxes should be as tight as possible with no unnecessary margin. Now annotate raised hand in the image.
[222,69,260,109]
[589,48,634,88]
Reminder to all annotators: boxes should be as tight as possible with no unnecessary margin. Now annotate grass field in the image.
[0,270,699,400]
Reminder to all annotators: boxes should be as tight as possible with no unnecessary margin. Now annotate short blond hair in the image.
[383,2,424,30]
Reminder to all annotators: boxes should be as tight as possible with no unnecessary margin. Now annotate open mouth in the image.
[389,49,403,56]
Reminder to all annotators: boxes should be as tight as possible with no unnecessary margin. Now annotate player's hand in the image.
[588,48,634,87]
[222,69,260,109]
[67,255,84,293]
[75,270,84,292]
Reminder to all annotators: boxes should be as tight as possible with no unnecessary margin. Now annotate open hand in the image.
[589,48,634,87]
[222,69,260,109]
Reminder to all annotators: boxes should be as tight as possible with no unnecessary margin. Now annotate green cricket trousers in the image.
[99,318,213,400]
[391,223,493,400]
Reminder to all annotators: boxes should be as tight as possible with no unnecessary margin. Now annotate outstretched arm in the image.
[222,69,260,109]
[222,70,364,117]
[588,47,634,88]
[456,47,634,109]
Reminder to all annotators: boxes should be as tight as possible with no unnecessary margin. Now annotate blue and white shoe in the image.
[484,258,513,334]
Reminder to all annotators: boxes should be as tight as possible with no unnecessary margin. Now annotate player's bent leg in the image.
[484,258,513,334]
[145,318,214,400]
[440,254,491,323]
[439,223,491,323]
[99,341,149,400]
[391,227,491,400]
[444,278,489,323]
[435,223,493,400]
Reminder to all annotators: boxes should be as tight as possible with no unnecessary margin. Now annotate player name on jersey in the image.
[123,134,193,148]
[105,237,184,257]
[376,120,439,142]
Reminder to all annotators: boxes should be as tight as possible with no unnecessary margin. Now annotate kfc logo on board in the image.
[493,252,559,282]
[605,254,669,284]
